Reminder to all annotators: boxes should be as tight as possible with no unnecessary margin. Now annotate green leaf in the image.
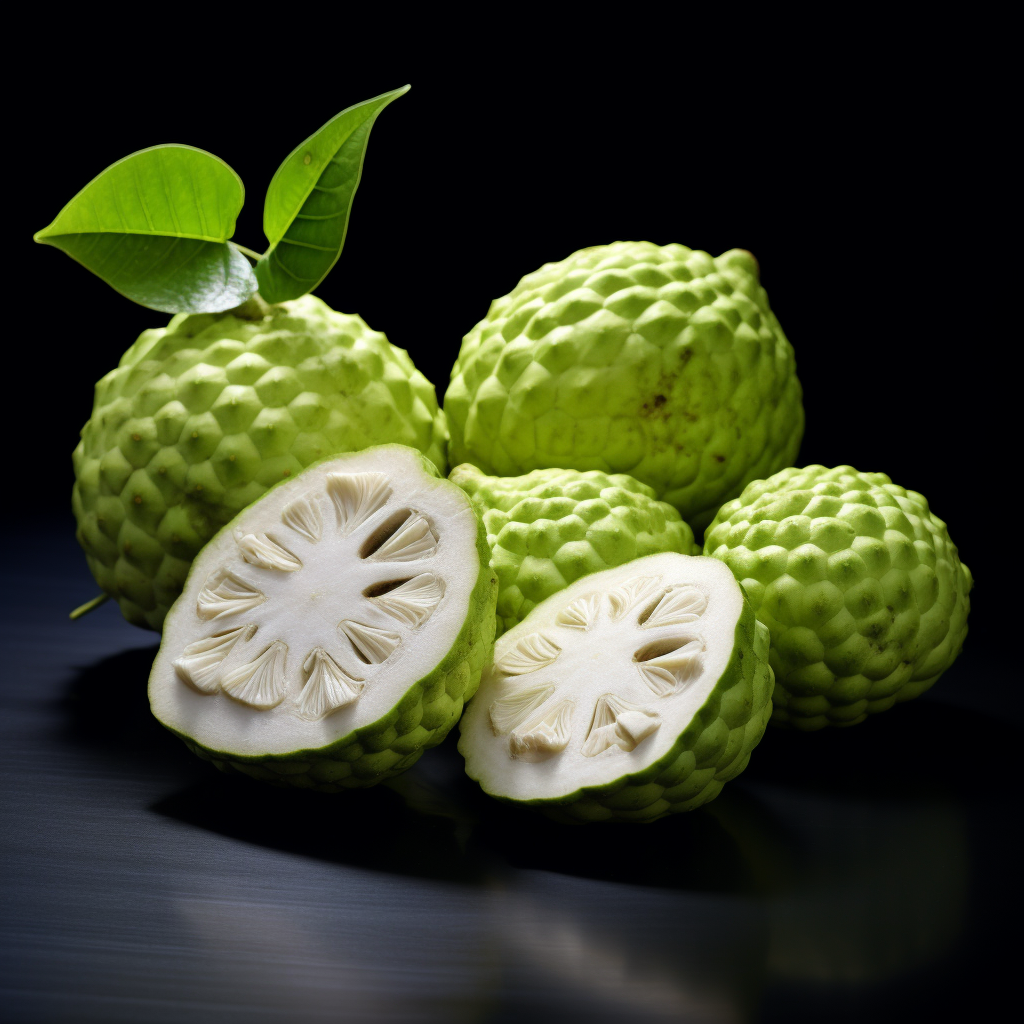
[34,145,257,314]
[255,86,410,304]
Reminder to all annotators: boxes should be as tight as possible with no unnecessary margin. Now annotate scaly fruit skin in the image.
[444,242,803,531]
[704,465,972,730]
[73,295,448,630]
[154,447,498,791]
[451,464,699,635]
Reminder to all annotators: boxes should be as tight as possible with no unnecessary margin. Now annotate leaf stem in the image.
[70,593,110,620]
[231,243,265,263]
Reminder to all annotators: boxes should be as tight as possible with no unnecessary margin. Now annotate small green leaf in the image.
[255,86,410,304]
[35,145,257,314]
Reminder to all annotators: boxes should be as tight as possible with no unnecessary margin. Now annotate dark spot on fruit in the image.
[132,433,141,442]
[713,454,725,463]
[283,469,291,476]
[653,394,666,407]
[134,495,142,504]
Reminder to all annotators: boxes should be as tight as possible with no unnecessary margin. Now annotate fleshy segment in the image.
[152,447,498,790]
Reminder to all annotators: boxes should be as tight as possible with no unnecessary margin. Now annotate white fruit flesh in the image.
[460,553,743,801]
[150,447,481,757]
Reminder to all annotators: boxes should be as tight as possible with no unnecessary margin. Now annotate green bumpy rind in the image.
[155,449,498,791]
[460,605,774,823]
[444,242,804,531]
[73,295,448,630]
[703,465,973,730]
[451,464,699,635]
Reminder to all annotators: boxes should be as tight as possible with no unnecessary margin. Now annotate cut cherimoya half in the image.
[459,553,773,822]
[149,445,497,790]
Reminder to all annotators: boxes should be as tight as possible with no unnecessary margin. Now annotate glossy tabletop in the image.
[0,522,1010,1024]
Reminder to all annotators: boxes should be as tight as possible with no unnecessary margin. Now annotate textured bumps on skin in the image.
[451,463,699,635]
[703,465,973,730]
[73,295,448,630]
[458,553,774,823]
[444,242,803,531]
[149,445,498,791]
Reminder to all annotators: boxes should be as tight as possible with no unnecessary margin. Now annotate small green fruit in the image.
[149,445,497,789]
[451,464,698,635]
[444,241,804,530]
[73,295,447,629]
[704,465,972,730]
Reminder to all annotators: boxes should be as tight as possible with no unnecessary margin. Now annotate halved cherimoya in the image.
[149,445,497,790]
[458,553,773,822]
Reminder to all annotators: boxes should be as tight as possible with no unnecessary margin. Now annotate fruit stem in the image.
[232,244,264,263]
[69,593,110,620]
[230,293,274,320]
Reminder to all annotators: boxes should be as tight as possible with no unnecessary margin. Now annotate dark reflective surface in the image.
[1,525,1011,1023]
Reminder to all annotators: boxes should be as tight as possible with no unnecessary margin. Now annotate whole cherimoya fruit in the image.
[703,465,972,730]
[451,464,698,636]
[444,242,803,531]
[73,295,448,630]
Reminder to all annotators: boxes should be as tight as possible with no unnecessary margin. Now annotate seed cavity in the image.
[581,694,660,757]
[197,569,265,620]
[509,700,573,761]
[489,682,555,735]
[556,593,600,631]
[365,512,438,562]
[634,636,705,697]
[235,532,302,572]
[607,576,662,620]
[173,624,257,693]
[494,632,562,675]
[326,471,391,534]
[638,586,707,628]
[221,640,289,709]
[299,647,364,720]
[369,573,444,627]
[281,494,323,542]
[338,619,402,664]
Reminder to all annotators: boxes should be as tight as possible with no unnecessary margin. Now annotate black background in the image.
[5,17,1013,1024]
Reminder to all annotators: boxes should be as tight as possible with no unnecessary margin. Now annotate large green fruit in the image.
[459,552,774,823]
[73,295,447,630]
[444,241,803,531]
[149,445,497,790]
[703,465,972,730]
[451,464,698,636]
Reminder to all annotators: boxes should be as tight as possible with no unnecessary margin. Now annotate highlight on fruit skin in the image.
[703,464,972,730]
[444,241,804,532]
[451,463,699,636]
[148,444,497,790]
[459,552,774,823]
[73,296,448,630]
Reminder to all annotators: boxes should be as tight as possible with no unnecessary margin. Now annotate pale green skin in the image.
[151,448,498,791]
[444,242,804,531]
[451,464,698,636]
[73,295,448,630]
[460,594,774,824]
[704,465,973,730]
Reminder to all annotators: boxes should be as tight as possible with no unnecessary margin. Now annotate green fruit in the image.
[459,552,774,823]
[451,463,699,636]
[149,445,498,790]
[73,295,448,630]
[444,241,803,531]
[703,465,972,730]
